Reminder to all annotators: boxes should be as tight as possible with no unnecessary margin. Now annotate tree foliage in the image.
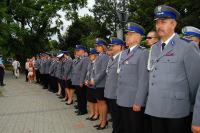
[0,0,87,65]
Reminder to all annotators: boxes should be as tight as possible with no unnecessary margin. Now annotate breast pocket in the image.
[124,59,138,65]
[122,59,138,75]
[159,56,177,63]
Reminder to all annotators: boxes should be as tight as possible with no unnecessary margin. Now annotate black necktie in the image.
[161,43,166,51]
[111,57,114,61]
[127,48,130,55]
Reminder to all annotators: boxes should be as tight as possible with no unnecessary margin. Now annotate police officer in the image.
[41,53,50,89]
[182,26,200,49]
[192,85,200,133]
[39,53,47,88]
[55,53,64,98]
[85,48,99,121]
[146,31,159,47]
[63,51,73,105]
[104,37,124,133]
[0,55,5,86]
[61,51,73,104]
[145,5,200,133]
[116,22,149,133]
[71,45,89,115]
[89,38,109,130]
[45,53,52,90]
[35,55,41,83]
[49,54,58,93]
[59,53,68,100]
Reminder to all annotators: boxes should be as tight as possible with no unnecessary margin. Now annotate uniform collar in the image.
[113,52,121,59]
[161,33,176,46]
[129,45,138,52]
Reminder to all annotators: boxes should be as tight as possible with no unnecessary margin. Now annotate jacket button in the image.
[151,83,154,86]
[155,67,157,70]
[152,75,155,78]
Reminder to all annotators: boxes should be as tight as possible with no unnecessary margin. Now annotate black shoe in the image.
[0,83,6,86]
[96,122,108,130]
[86,115,94,120]
[77,111,87,116]
[66,100,73,105]
[90,116,99,121]
[93,124,100,128]
[74,110,79,114]
[58,96,64,99]
[61,99,67,102]
[74,105,78,109]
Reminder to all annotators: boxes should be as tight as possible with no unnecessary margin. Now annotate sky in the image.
[51,0,95,41]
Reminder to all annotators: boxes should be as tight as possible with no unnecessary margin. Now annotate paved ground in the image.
[0,71,112,133]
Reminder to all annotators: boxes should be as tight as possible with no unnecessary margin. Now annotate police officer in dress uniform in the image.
[59,53,68,100]
[55,53,64,98]
[85,48,99,121]
[104,37,125,133]
[192,85,200,133]
[35,55,41,83]
[60,51,73,103]
[71,45,89,115]
[145,5,200,133]
[49,54,58,93]
[0,55,5,86]
[89,38,110,130]
[39,53,46,87]
[182,26,200,133]
[62,51,73,105]
[41,53,49,89]
[116,22,149,133]
[182,26,200,50]
[45,53,52,90]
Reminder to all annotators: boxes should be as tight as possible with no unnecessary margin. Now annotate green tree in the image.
[0,0,87,66]
[61,15,110,51]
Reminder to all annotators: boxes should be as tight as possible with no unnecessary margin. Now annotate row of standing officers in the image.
[33,5,200,133]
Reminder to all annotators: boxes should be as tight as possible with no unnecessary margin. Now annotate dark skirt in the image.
[70,85,78,90]
[87,88,97,103]
[65,79,72,88]
[95,87,105,100]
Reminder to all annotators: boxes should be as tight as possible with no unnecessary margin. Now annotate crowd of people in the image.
[23,5,200,133]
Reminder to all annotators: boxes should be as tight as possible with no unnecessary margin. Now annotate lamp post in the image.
[116,0,128,41]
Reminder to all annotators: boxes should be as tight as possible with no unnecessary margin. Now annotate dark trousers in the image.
[35,70,40,83]
[49,76,58,93]
[40,74,44,85]
[119,106,145,133]
[43,74,49,89]
[187,113,193,133]
[0,67,5,85]
[107,99,122,133]
[76,85,87,113]
[151,115,191,133]
[25,69,28,82]
[60,80,66,97]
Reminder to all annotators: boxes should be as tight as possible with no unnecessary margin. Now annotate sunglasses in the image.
[146,36,157,40]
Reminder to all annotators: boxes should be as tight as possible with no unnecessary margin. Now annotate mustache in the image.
[157,29,165,33]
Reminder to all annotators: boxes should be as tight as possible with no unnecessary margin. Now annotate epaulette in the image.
[139,46,146,49]
[180,37,192,43]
